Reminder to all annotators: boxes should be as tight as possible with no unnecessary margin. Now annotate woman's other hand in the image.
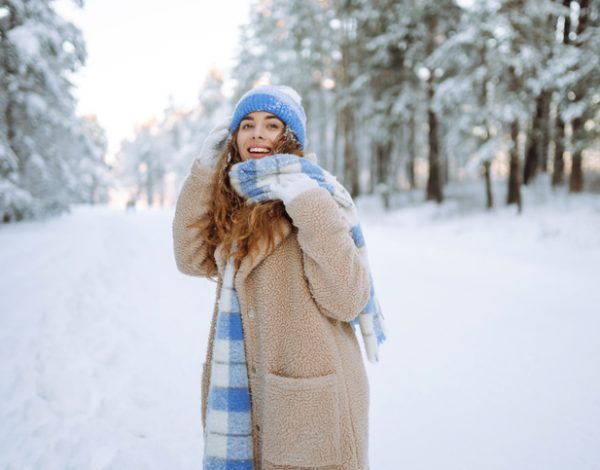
[229,154,324,205]
[196,117,231,169]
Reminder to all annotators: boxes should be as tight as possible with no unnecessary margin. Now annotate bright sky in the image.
[56,0,251,159]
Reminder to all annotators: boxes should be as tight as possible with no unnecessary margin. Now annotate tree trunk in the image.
[407,111,417,189]
[538,90,552,172]
[368,143,377,194]
[561,0,572,46]
[552,0,570,187]
[569,94,586,192]
[506,120,522,212]
[426,79,443,203]
[440,121,449,186]
[483,160,493,209]
[568,0,589,193]
[523,90,551,184]
[552,115,566,186]
[523,133,537,186]
[375,141,392,186]
[375,139,392,207]
[569,147,584,192]
[343,107,360,197]
[333,110,342,178]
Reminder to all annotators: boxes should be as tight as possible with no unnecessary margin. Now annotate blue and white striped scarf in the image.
[203,258,254,469]
[230,153,387,363]
[203,154,387,468]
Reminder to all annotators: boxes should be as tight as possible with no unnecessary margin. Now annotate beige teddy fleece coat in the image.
[172,161,371,469]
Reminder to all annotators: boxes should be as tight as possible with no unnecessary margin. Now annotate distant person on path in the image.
[172,85,385,469]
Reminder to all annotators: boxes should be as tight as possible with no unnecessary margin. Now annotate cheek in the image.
[236,136,251,160]
[235,133,244,149]
[268,128,284,142]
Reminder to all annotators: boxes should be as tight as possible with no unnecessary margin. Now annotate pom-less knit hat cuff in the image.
[230,85,307,148]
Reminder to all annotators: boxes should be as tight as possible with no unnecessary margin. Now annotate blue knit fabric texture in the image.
[203,259,254,469]
[230,86,307,148]
[229,154,387,359]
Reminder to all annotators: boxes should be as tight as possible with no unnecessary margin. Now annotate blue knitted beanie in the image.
[230,85,307,148]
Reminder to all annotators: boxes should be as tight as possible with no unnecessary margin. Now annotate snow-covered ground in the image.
[1,188,600,470]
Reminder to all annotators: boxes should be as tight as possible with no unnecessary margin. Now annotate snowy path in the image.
[1,198,599,469]
[0,207,212,469]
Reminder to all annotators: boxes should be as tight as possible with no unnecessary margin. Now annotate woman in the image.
[173,85,382,469]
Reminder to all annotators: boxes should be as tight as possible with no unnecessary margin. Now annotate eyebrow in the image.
[241,114,281,122]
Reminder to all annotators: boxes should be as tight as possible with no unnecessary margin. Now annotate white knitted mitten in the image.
[196,117,231,169]
[258,173,320,205]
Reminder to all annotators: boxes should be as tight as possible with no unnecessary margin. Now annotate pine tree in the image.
[520,1,562,185]
[567,0,598,192]
[552,0,572,187]
[420,2,461,203]
[72,115,110,204]
[228,0,599,206]
[354,0,422,206]
[0,0,101,222]
[428,1,502,208]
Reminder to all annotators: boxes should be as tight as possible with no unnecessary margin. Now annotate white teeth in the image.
[249,148,270,153]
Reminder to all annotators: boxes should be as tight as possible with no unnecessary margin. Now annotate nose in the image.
[250,123,265,139]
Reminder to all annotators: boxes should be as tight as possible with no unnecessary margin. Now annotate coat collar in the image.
[214,218,293,286]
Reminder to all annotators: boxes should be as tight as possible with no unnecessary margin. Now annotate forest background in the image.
[1,0,599,222]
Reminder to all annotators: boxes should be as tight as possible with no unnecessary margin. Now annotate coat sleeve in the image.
[172,160,216,278]
[284,187,370,322]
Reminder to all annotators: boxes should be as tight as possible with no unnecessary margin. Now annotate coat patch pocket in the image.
[263,372,342,467]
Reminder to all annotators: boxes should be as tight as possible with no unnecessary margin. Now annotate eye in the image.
[241,122,253,130]
[268,122,281,130]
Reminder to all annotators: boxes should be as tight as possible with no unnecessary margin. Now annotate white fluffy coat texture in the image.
[173,159,374,468]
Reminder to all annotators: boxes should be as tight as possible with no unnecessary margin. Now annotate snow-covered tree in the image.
[74,114,110,204]
[355,0,422,202]
[167,69,230,190]
[0,0,108,222]
[354,0,462,204]
[561,0,599,192]
[428,0,562,208]
[228,0,599,206]
[116,118,171,207]
[115,70,230,206]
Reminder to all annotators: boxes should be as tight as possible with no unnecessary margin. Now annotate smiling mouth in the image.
[248,147,272,157]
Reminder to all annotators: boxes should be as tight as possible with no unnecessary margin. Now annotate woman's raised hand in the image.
[196,117,231,169]
[257,172,320,205]
[229,154,328,205]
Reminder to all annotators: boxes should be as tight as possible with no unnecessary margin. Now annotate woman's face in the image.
[236,111,285,160]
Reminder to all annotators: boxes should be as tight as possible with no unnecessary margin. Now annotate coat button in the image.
[248,309,255,319]
[252,366,257,374]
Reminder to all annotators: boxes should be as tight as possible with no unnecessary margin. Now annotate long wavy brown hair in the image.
[191,127,303,276]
